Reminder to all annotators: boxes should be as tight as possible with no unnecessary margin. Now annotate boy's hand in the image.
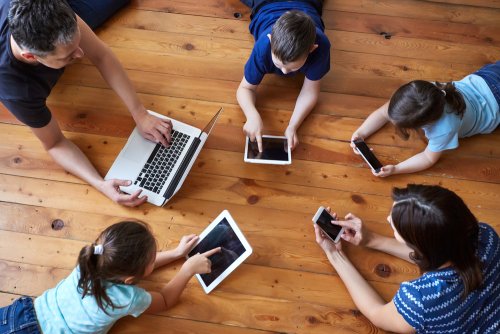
[285,125,298,151]
[182,247,221,276]
[174,234,199,258]
[373,165,396,177]
[243,114,264,152]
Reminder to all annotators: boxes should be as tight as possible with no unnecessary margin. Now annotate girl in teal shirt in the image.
[0,221,220,334]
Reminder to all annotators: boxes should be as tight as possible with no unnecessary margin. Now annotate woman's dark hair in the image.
[77,221,157,313]
[388,80,466,140]
[391,184,482,298]
[271,10,316,63]
[8,0,77,56]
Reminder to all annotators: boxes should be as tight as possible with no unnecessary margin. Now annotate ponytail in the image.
[77,243,116,314]
[435,81,466,117]
[77,221,157,314]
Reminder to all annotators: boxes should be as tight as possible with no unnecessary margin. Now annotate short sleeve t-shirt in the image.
[393,223,500,333]
[244,1,331,85]
[423,75,499,152]
[34,267,152,334]
[0,0,64,128]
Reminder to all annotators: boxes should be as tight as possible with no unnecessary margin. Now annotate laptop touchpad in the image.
[122,130,155,162]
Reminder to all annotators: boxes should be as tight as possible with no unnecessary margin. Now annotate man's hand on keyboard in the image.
[135,112,173,147]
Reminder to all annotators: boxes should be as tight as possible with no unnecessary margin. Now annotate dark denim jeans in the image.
[474,60,500,106]
[240,0,324,17]
[68,0,130,29]
[0,298,40,334]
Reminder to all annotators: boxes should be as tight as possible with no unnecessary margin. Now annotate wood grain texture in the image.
[1,0,499,333]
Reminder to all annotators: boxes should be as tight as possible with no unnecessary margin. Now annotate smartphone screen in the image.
[246,137,289,161]
[316,209,343,242]
[353,139,383,172]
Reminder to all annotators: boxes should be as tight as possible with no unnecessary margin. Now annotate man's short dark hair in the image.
[271,10,316,63]
[8,0,77,56]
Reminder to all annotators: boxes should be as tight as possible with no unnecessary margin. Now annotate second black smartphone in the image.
[353,139,383,173]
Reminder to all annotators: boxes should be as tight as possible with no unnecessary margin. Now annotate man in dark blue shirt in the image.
[0,0,172,206]
[237,0,330,151]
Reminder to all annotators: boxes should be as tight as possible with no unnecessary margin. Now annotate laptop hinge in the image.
[163,137,202,200]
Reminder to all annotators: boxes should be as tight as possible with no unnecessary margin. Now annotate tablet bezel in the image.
[244,135,292,165]
[186,210,253,294]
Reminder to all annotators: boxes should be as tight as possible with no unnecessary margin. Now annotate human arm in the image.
[314,225,415,333]
[30,117,147,206]
[350,102,390,153]
[77,16,172,146]
[154,234,200,269]
[374,147,442,177]
[237,76,264,152]
[332,211,413,262]
[145,247,221,313]
[285,78,321,150]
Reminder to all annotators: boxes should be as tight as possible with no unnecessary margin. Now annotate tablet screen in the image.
[188,218,247,286]
[246,137,289,161]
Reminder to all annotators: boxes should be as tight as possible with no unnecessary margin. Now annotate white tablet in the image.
[187,210,253,294]
[244,135,292,165]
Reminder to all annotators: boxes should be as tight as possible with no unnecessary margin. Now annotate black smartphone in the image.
[353,139,383,173]
[312,207,344,243]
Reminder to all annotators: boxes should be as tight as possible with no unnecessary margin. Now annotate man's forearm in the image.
[46,137,104,190]
[93,47,146,118]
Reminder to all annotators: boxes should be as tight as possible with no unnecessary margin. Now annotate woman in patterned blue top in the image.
[350,61,499,177]
[314,184,499,333]
[0,221,220,334]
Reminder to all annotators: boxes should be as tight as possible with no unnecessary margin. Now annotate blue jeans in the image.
[0,298,40,334]
[240,0,324,17]
[68,0,130,29]
[474,60,500,106]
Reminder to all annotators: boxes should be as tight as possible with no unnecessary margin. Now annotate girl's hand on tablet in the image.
[183,247,221,275]
[175,234,199,258]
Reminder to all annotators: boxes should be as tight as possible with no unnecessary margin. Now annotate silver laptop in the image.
[105,108,222,206]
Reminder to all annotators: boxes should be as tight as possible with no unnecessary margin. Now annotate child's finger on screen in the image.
[203,247,222,257]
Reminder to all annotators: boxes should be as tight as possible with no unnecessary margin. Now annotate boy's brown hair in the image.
[271,10,316,63]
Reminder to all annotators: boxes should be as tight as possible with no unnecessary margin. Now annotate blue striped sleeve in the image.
[394,281,425,331]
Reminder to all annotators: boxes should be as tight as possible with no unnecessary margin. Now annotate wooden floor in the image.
[1,0,499,333]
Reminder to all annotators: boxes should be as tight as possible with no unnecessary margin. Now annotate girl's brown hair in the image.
[391,184,482,298]
[388,80,466,140]
[77,221,157,313]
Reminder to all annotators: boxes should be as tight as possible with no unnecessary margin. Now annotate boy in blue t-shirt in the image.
[238,0,331,151]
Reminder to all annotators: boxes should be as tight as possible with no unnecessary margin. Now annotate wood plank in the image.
[0,260,390,334]
[324,10,500,47]
[0,152,499,227]
[0,202,421,284]
[112,314,280,334]
[111,7,500,48]
[131,0,500,26]
[326,0,500,25]
[0,292,20,307]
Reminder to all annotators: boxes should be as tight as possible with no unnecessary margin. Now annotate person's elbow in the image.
[423,148,442,167]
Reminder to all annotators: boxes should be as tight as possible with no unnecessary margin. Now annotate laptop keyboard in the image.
[134,130,190,194]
